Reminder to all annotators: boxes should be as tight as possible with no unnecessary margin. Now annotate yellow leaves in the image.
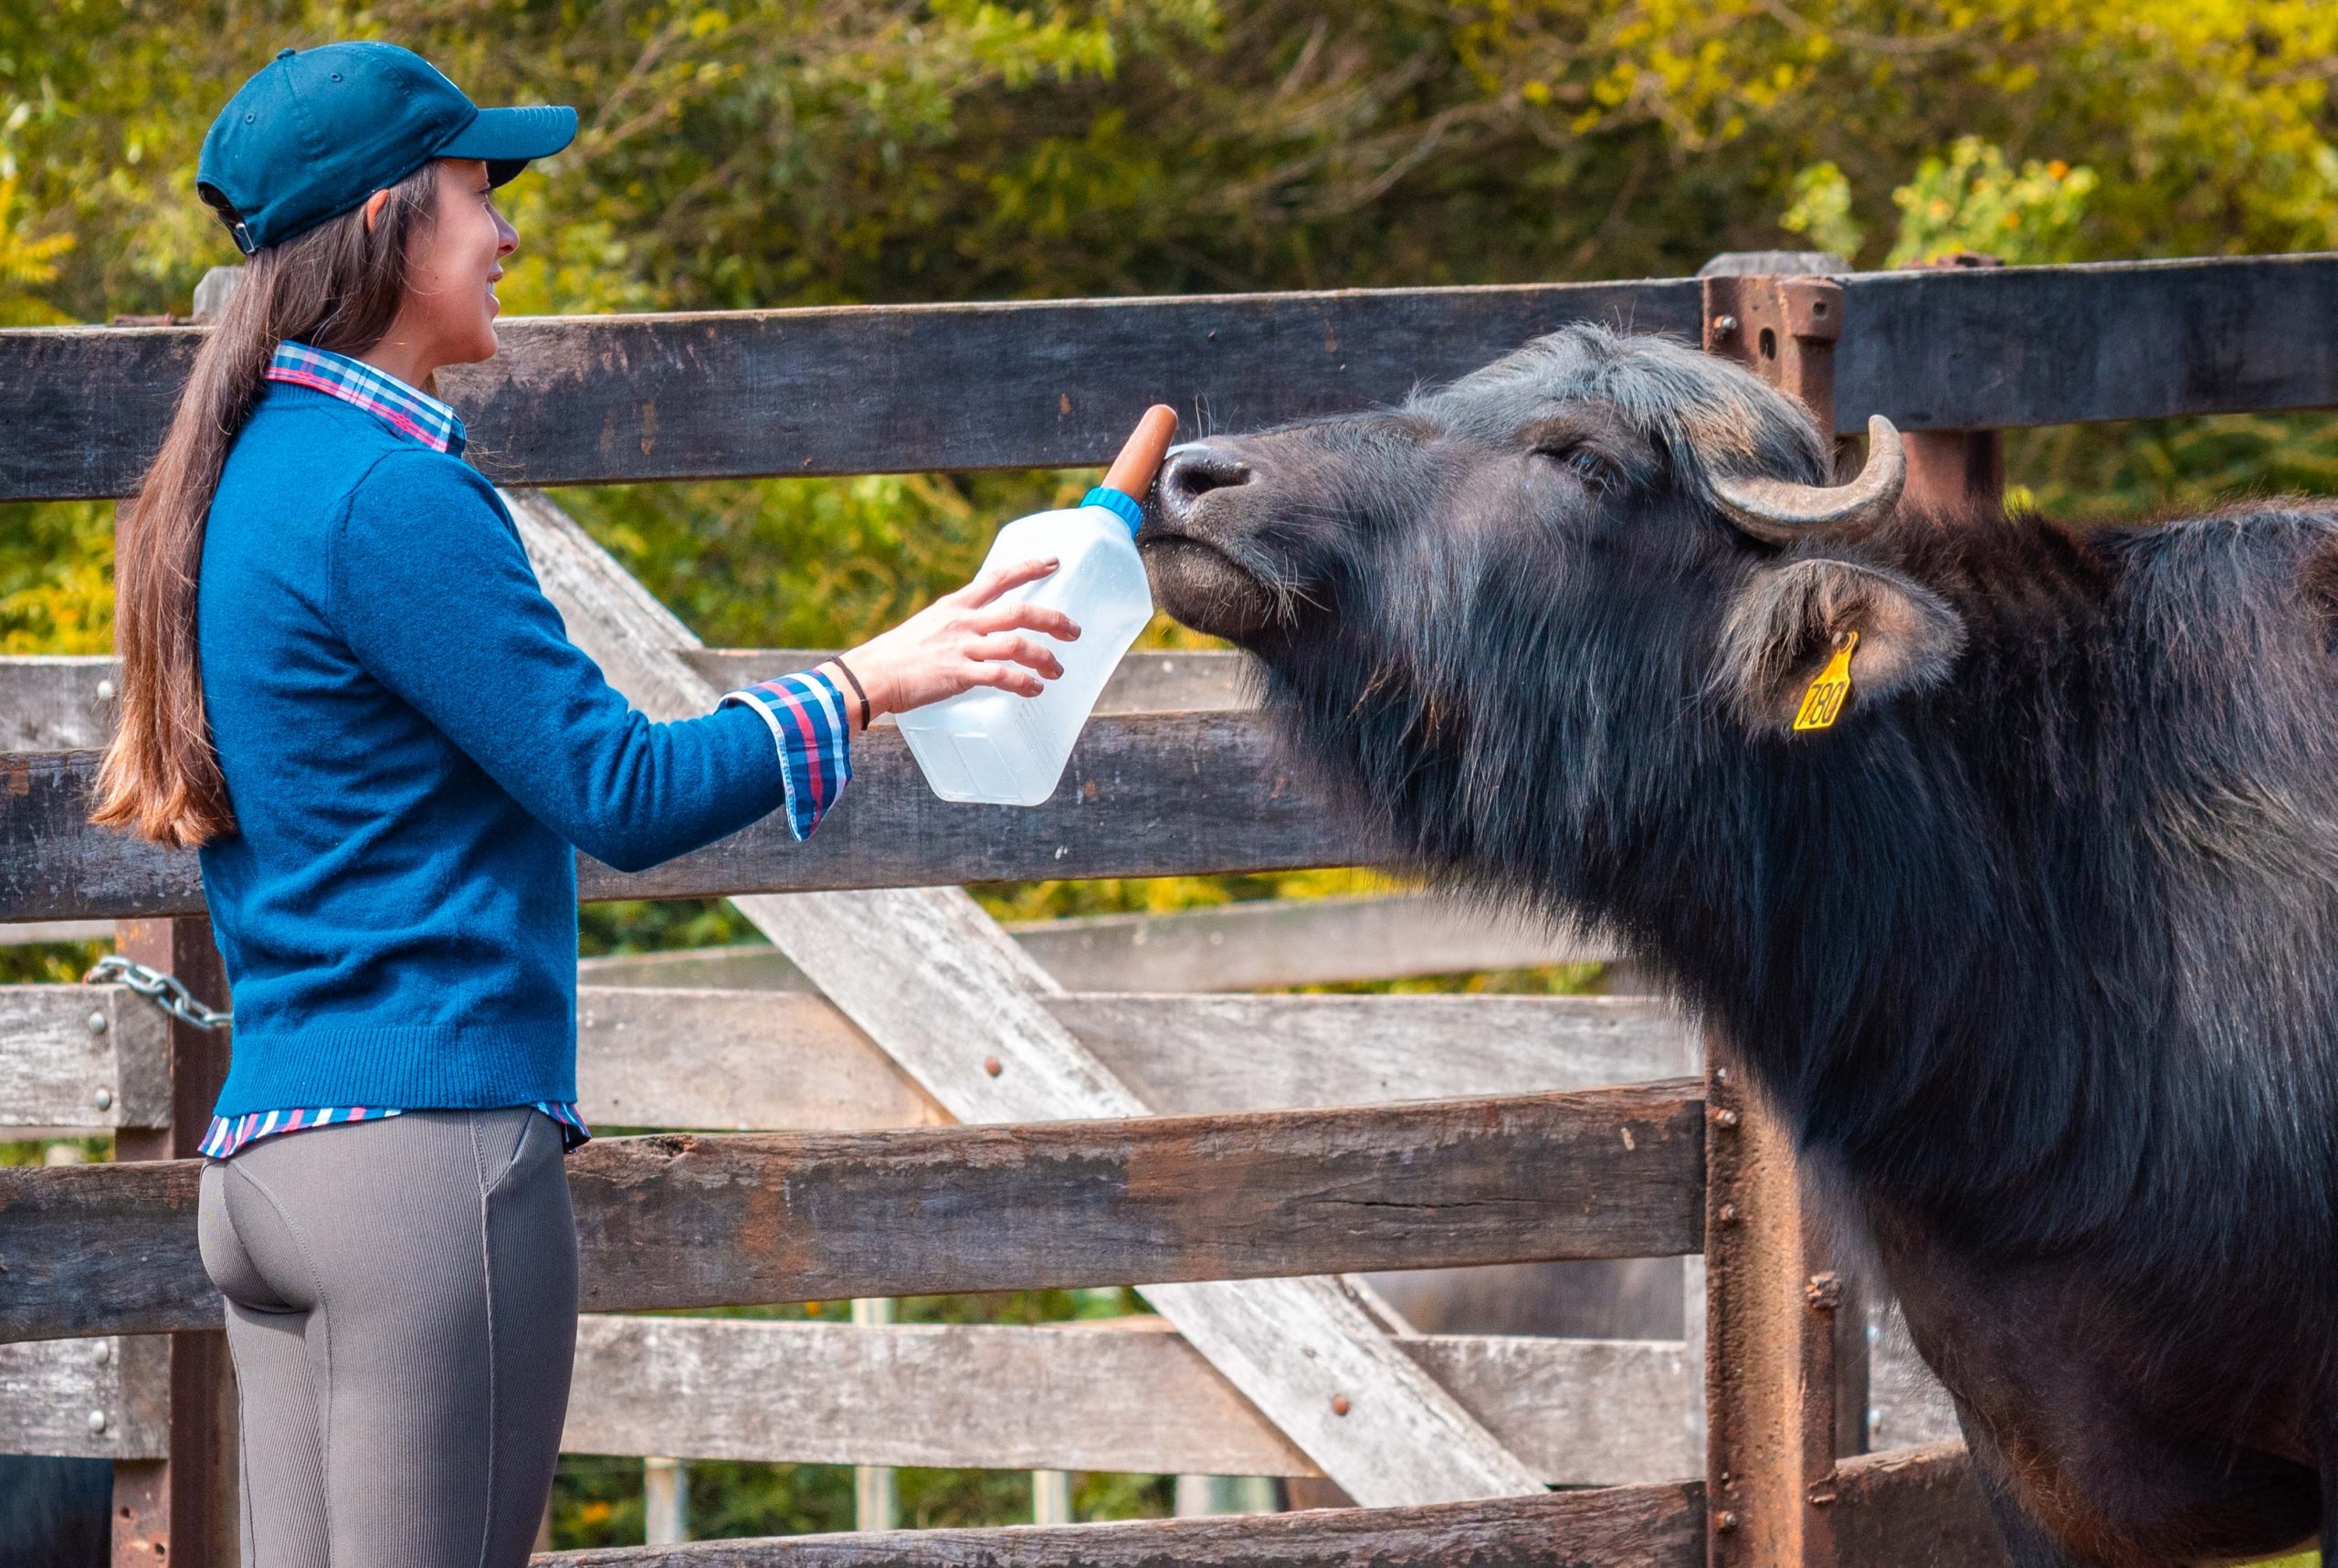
[0,500,112,657]
[0,171,72,325]
[1885,136,2099,268]
[1780,161,1864,258]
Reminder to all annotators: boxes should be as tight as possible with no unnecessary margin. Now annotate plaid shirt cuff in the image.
[720,668,853,841]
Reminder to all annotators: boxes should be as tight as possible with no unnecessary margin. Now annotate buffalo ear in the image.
[1717,556,1966,731]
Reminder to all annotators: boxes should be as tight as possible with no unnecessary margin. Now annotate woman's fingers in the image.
[964,659,1046,697]
[961,555,1059,608]
[968,633,1064,678]
[970,599,1080,640]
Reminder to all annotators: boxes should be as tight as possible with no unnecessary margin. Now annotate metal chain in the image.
[83,954,233,1032]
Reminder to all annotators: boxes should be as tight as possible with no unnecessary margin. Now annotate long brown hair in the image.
[91,162,439,847]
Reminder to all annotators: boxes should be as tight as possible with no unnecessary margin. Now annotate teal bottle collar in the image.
[1080,486,1144,534]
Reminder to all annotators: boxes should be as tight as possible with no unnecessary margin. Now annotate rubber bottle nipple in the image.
[1102,405,1180,501]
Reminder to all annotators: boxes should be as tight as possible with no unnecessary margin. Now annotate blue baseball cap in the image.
[196,42,576,254]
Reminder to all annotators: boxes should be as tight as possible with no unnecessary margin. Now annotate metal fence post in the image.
[1697,256,1873,1568]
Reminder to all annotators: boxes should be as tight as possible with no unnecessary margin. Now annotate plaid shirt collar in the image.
[265,341,468,457]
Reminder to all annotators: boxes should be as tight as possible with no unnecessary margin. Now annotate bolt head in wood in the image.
[1330,1394,1351,1416]
[1712,1107,1741,1128]
[92,1087,112,1111]
[91,1342,111,1365]
[86,1011,107,1036]
[1711,314,1739,338]
[97,679,116,701]
[983,1057,1004,1078]
[1716,1510,1739,1531]
[87,1410,107,1435]
[1716,1202,1738,1224]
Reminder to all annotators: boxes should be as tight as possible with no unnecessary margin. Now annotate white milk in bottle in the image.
[897,405,1177,805]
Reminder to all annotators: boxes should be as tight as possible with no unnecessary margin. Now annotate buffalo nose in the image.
[1158,445,1252,521]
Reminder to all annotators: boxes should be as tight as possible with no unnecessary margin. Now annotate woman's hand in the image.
[822,557,1080,732]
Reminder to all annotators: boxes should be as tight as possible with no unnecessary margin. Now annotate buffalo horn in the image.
[1711,415,1906,542]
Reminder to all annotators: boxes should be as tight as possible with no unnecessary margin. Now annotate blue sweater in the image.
[197,376,797,1117]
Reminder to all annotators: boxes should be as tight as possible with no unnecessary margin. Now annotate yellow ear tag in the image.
[1792,630,1859,732]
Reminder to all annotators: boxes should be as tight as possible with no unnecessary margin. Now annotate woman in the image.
[90,41,1077,1568]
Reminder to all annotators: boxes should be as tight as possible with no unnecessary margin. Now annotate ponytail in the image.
[90,161,437,847]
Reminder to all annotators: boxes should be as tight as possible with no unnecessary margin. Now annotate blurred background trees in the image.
[6,0,2338,1546]
[8,0,2338,658]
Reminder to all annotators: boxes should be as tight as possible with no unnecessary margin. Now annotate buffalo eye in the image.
[1533,444,1610,491]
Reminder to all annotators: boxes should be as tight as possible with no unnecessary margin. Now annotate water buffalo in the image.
[1140,324,2338,1566]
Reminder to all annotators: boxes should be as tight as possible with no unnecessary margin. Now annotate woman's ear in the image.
[362,188,394,233]
[1715,555,1966,731]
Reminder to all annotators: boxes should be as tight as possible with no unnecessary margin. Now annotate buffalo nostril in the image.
[1160,447,1252,518]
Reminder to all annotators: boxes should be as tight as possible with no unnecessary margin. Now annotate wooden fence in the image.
[7,247,2332,1567]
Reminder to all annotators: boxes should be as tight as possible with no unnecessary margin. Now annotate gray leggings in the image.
[195,1106,578,1568]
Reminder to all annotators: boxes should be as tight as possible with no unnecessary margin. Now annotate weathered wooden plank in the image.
[511,485,1553,1507]
[679,649,1257,718]
[535,1482,1705,1568]
[0,1335,169,1458]
[15,258,2338,502]
[0,656,118,752]
[0,985,171,1129]
[0,651,1252,753]
[576,893,1617,995]
[1024,895,1614,991]
[560,1316,1694,1486]
[0,714,1359,921]
[570,988,1689,1130]
[616,901,1606,994]
[0,280,1697,501]
[1837,253,2338,434]
[573,984,943,1131]
[0,1084,1704,1342]
[0,920,112,945]
[1055,993,1687,1110]
[530,1445,1991,1567]
[1830,1441,2008,1568]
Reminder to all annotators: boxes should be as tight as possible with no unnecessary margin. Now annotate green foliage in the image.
[0,500,111,653]
[1779,162,1862,261]
[1783,140,2100,268]
[1884,137,2098,268]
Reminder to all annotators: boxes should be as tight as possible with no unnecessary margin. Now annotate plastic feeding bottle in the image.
[899,405,1177,805]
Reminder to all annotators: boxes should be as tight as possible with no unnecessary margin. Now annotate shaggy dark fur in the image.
[1140,324,2338,1567]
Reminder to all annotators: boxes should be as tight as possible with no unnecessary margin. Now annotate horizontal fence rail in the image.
[550,1481,1708,1568]
[524,1441,1991,1568]
[6,255,2337,502]
[2,983,1690,1134]
[571,987,1692,1129]
[0,715,1360,921]
[562,1317,1693,1486]
[0,1318,1691,1481]
[578,893,1618,995]
[4,279,1698,500]
[0,1083,1705,1342]
[0,651,1256,753]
